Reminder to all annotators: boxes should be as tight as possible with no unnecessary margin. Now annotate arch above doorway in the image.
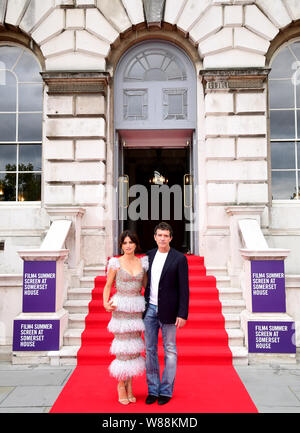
[114,40,196,131]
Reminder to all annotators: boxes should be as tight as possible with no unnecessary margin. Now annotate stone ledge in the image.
[201,68,270,91]
[41,71,110,95]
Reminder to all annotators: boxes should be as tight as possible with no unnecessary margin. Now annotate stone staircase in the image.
[50,262,248,366]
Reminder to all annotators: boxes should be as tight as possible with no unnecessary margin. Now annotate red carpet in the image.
[50,255,257,413]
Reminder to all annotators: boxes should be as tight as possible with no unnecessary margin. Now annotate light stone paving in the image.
[0,362,299,413]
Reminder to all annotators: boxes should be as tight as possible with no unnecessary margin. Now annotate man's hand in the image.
[175,317,186,329]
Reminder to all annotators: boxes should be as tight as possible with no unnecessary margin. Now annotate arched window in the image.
[115,41,196,129]
[0,45,42,202]
[269,40,300,200]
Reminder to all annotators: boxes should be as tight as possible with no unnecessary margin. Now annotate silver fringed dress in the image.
[107,256,148,380]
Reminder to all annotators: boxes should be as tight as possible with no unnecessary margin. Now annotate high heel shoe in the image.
[117,383,129,405]
[125,379,136,403]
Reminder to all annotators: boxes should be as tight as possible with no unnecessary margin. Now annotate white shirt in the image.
[149,250,169,306]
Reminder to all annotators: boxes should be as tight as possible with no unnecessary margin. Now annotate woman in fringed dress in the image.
[103,230,148,405]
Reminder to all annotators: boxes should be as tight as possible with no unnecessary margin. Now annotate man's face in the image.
[154,229,172,250]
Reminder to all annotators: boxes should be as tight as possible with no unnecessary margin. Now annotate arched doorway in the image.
[114,40,197,253]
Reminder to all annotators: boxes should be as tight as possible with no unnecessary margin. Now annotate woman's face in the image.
[122,236,136,255]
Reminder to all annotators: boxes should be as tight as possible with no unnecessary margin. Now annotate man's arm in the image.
[177,254,189,322]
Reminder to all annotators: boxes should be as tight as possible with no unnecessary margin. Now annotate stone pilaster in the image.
[200,68,269,269]
[41,71,110,267]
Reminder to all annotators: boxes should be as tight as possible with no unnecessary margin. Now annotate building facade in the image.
[0,0,300,364]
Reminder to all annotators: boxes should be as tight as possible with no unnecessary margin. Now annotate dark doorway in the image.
[122,147,191,253]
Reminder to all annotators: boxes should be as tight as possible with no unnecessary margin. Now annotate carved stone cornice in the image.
[200,68,270,92]
[41,71,110,95]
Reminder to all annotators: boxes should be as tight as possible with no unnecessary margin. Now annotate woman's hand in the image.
[104,299,116,313]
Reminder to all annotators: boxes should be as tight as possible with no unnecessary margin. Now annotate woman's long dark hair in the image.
[118,230,141,253]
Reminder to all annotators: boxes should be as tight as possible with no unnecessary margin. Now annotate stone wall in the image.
[1,0,300,272]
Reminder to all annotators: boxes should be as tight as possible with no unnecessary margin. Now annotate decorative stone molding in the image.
[200,68,270,92]
[41,71,110,95]
[143,0,165,27]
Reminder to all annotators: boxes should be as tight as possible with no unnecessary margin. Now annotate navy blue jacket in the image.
[144,247,189,324]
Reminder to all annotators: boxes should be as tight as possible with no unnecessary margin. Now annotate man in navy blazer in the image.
[143,222,189,405]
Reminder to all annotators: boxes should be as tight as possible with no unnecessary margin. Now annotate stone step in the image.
[64,299,90,314]
[216,276,231,288]
[64,296,245,316]
[231,346,249,365]
[80,276,96,288]
[83,265,105,277]
[67,311,241,330]
[63,327,244,347]
[218,287,243,300]
[67,286,242,302]
[68,313,88,329]
[68,288,92,300]
[49,344,248,366]
[220,299,245,314]
[206,267,228,276]
[224,313,241,329]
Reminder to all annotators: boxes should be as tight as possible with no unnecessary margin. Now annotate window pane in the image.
[272,171,296,199]
[18,173,41,201]
[19,144,42,171]
[0,46,22,70]
[0,71,16,111]
[144,68,166,81]
[165,60,185,81]
[18,113,42,141]
[289,41,300,64]
[269,79,294,109]
[296,85,300,108]
[0,113,16,141]
[270,110,295,139]
[297,111,300,139]
[0,144,17,171]
[271,142,295,169]
[13,50,41,82]
[19,84,43,111]
[270,47,296,79]
[0,173,16,201]
[147,54,164,69]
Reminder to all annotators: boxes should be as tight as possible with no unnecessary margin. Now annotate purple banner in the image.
[13,320,60,351]
[248,321,296,353]
[251,260,286,313]
[23,261,56,313]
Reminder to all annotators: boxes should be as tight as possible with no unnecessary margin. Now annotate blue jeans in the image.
[144,303,177,397]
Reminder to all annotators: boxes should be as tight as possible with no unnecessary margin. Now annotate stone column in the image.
[41,71,110,270]
[200,68,269,271]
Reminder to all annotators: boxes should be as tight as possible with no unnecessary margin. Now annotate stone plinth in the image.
[240,248,296,364]
[12,249,69,364]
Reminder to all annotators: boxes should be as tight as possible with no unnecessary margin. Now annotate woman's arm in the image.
[103,268,117,312]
